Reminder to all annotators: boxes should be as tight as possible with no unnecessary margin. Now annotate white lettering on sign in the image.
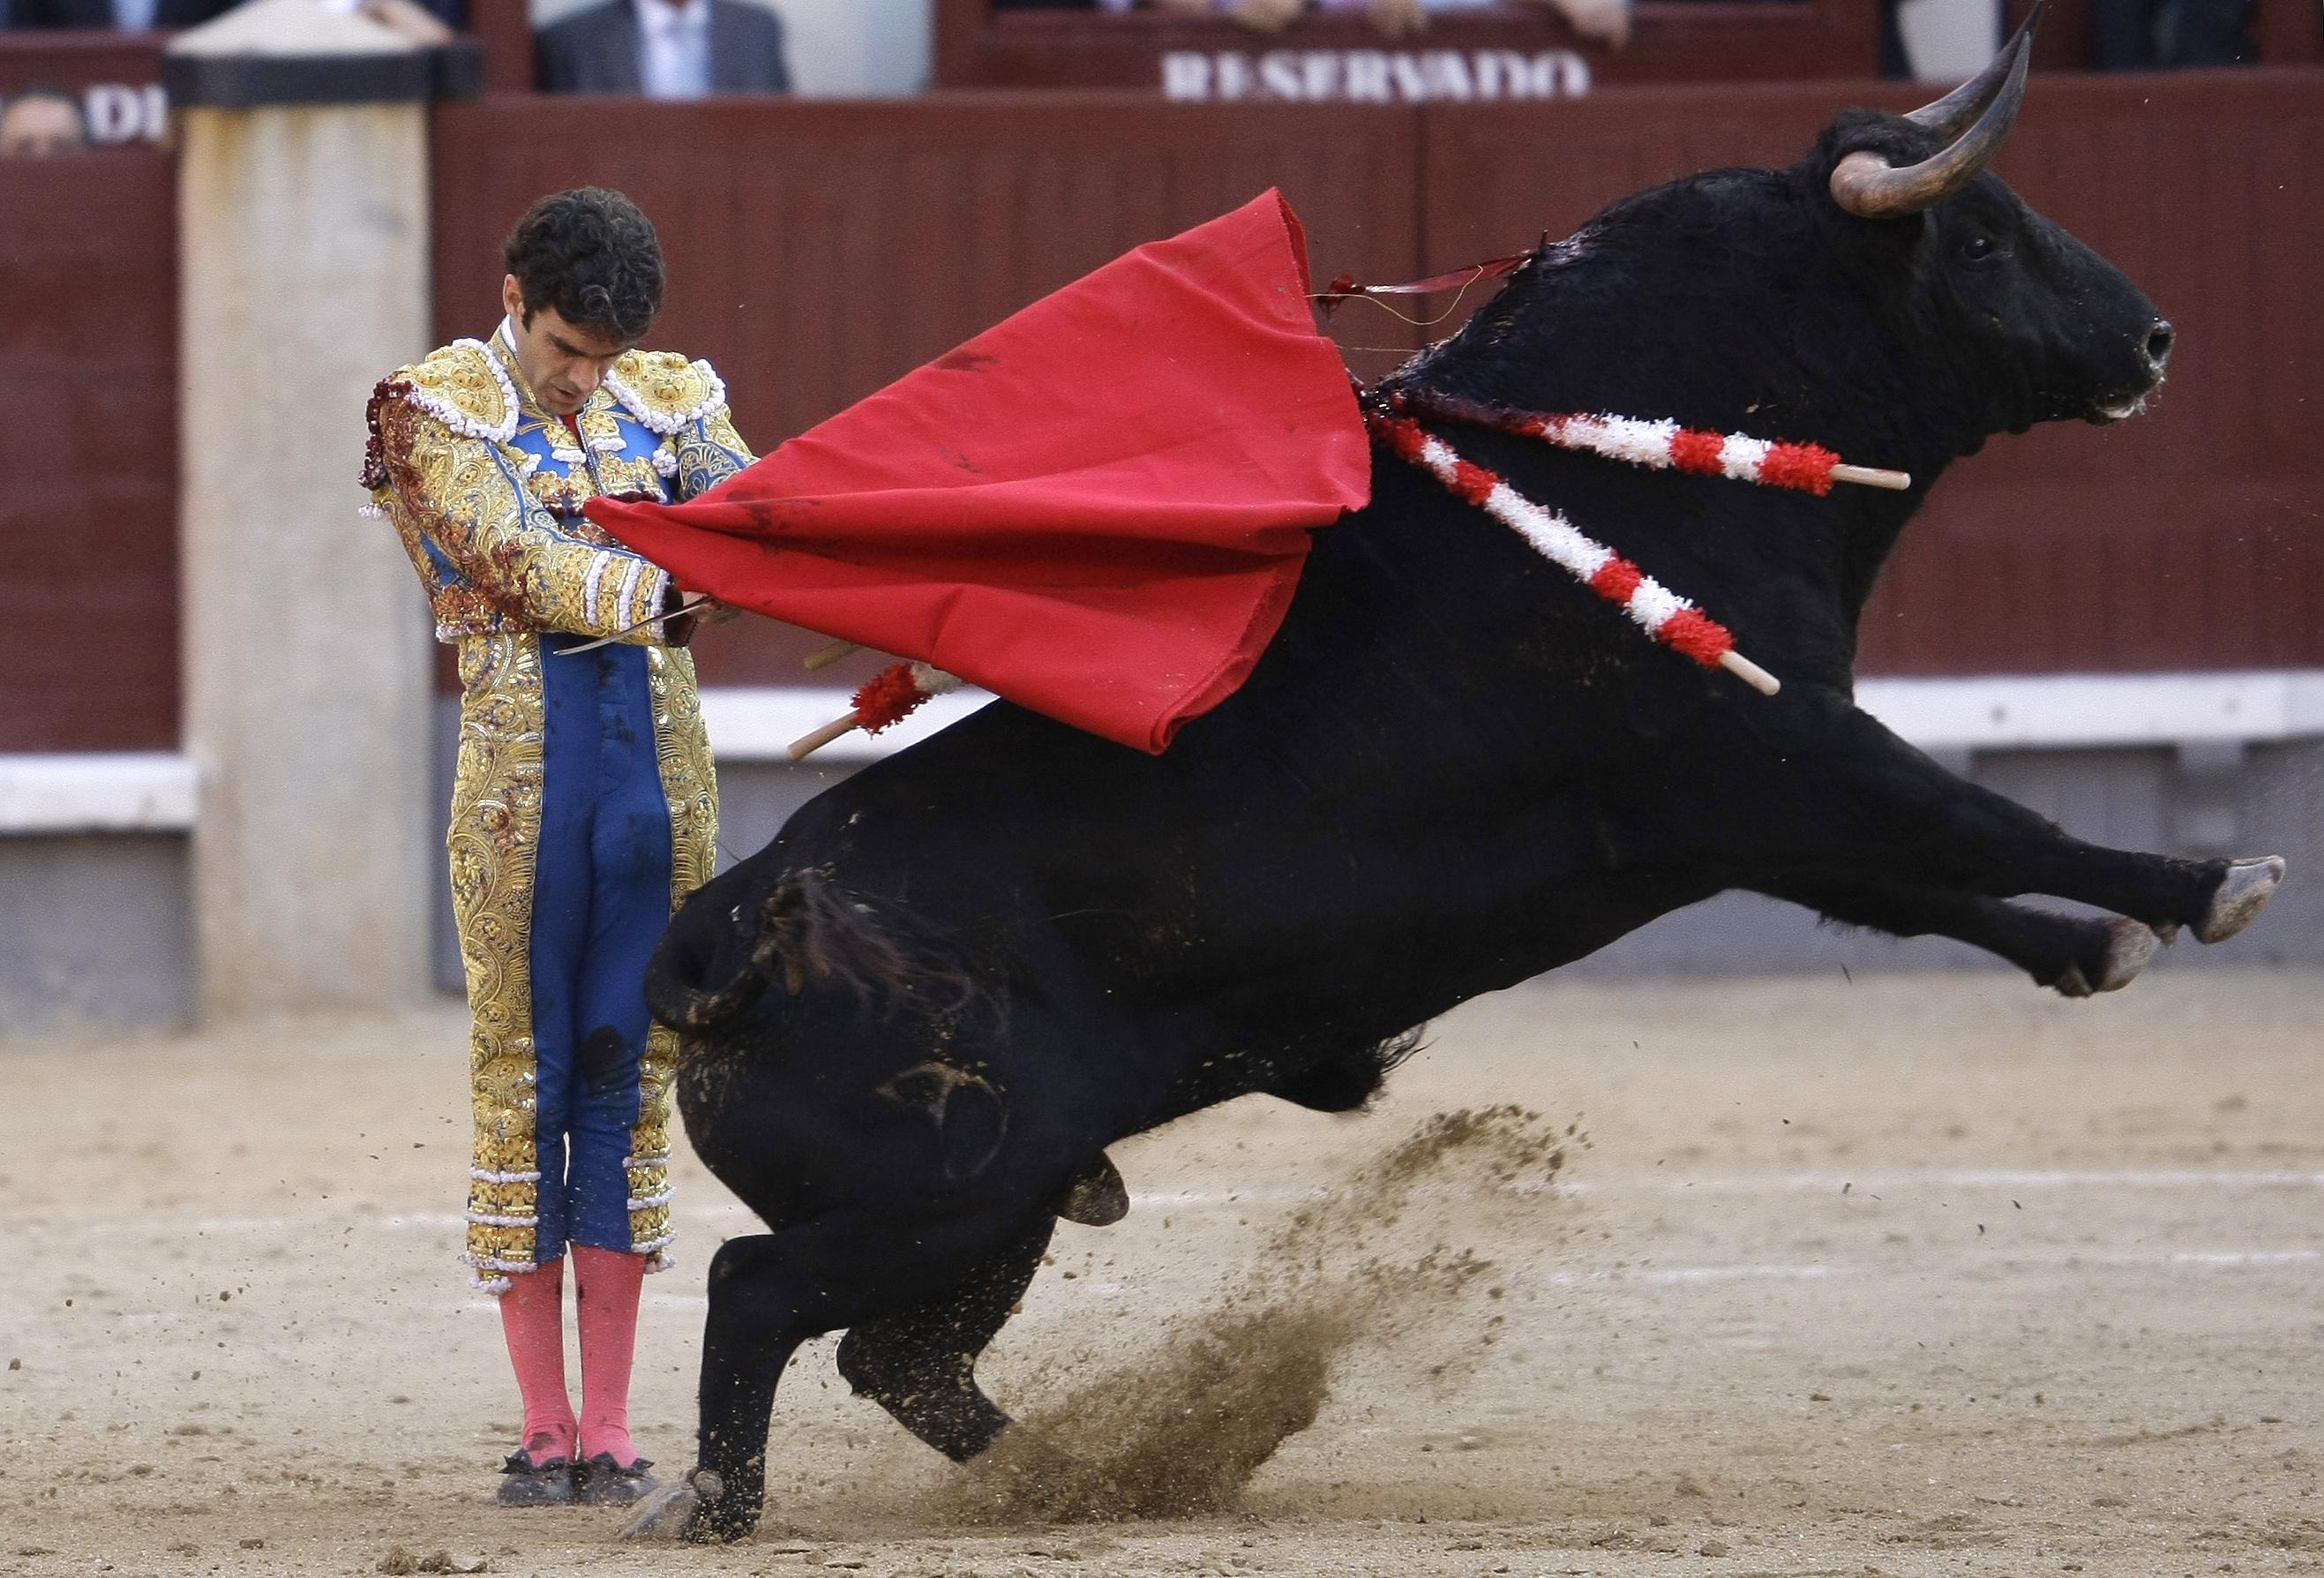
[1160,49,1590,102]
[77,81,169,143]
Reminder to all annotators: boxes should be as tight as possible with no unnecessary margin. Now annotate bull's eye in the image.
[1961,233,1998,265]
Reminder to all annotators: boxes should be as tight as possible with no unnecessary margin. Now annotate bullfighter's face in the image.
[500,274,639,417]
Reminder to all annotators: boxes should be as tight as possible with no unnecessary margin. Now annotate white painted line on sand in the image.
[9,1167,2322,1239]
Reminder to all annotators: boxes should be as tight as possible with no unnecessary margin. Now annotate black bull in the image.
[625,41,2285,1544]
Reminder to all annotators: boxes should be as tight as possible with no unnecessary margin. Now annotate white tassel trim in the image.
[617,557,648,634]
[470,1274,514,1295]
[466,1211,540,1228]
[651,448,678,478]
[583,551,615,629]
[588,432,626,453]
[645,1249,676,1275]
[469,1167,543,1184]
[626,1190,676,1211]
[463,1252,539,1274]
[357,501,386,520]
[621,1154,671,1170]
[633,1229,678,1256]
[606,362,727,436]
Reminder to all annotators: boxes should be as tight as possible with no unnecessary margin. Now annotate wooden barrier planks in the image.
[0,148,177,752]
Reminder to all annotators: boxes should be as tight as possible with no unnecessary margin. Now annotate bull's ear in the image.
[1829,3,2041,218]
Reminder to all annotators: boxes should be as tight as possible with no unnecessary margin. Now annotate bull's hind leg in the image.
[836,1215,1054,1461]
[1755,872,2158,996]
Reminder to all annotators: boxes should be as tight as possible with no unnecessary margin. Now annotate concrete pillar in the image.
[169,0,474,1016]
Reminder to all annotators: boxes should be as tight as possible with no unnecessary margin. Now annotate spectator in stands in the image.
[0,85,87,154]
[2093,0,2253,64]
[536,0,791,95]
[11,0,236,26]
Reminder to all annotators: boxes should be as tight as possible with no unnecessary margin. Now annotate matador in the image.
[360,188,752,1509]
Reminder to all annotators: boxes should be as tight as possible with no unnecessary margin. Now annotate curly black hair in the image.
[503,187,664,343]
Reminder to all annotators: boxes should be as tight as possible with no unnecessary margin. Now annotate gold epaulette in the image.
[386,339,519,442]
[361,340,521,492]
[606,349,730,437]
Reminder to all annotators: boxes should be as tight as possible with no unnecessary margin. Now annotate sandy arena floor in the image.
[2,968,2320,1577]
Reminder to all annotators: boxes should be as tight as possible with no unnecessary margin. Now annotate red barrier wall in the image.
[0,148,177,751]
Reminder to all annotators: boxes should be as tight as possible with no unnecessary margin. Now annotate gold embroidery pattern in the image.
[703,406,754,464]
[450,633,550,1279]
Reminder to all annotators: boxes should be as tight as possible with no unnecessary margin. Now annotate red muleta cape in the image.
[585,190,1370,755]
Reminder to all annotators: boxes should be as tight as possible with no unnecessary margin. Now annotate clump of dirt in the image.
[937,1104,1570,1523]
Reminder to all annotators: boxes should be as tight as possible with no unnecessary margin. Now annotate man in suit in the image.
[11,0,235,27]
[535,0,791,95]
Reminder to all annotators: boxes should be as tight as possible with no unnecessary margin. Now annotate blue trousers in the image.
[529,634,674,1259]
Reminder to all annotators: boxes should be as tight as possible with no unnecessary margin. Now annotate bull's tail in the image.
[646,868,964,1034]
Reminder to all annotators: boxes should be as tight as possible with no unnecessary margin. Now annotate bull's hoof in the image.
[2197,857,2286,945]
[1054,1152,1128,1228]
[2088,917,2158,993]
[2049,919,2158,998]
[617,1468,725,1543]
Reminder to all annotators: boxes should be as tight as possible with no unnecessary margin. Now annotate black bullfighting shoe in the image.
[1053,1152,1129,1227]
[578,1453,659,1506]
[494,1450,576,1507]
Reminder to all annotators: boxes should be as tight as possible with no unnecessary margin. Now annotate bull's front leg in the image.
[1732,698,2283,941]
[1750,871,2160,996]
[621,1234,804,1544]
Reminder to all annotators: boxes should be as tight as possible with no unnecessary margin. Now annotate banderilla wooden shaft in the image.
[804,639,861,671]
[788,712,862,761]
[1719,650,1781,696]
[1831,463,1911,491]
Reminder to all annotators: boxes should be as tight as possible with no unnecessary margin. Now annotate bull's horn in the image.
[1829,3,2040,219]
[1904,0,2045,139]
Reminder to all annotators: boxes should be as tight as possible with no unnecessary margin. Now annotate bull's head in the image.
[1402,8,2172,463]
[1816,5,2173,433]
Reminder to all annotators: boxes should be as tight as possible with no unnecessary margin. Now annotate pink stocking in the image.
[573,1246,646,1467]
[497,1259,575,1466]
